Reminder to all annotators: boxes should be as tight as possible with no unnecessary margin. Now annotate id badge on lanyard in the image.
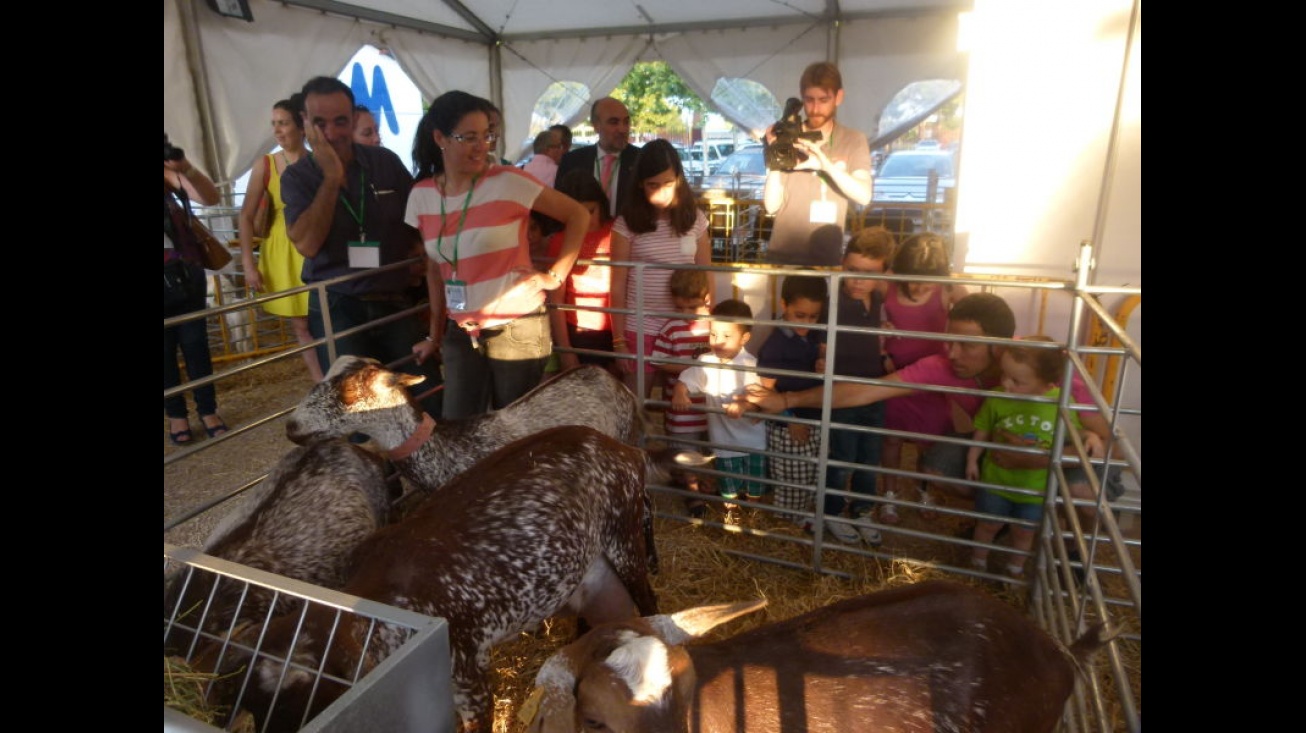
[437,176,478,314]
[348,236,381,267]
[444,276,468,312]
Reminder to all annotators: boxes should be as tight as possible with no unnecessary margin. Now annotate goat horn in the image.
[651,599,768,644]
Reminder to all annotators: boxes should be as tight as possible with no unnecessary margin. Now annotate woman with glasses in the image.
[406,91,590,418]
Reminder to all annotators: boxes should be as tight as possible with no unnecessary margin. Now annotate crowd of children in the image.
[522,136,1106,579]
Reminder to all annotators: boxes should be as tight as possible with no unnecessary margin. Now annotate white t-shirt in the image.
[678,350,766,457]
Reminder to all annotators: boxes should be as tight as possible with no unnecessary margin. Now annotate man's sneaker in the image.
[825,519,861,544]
[855,512,883,546]
[879,492,900,525]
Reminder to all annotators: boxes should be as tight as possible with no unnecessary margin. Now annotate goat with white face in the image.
[286,356,661,571]
[286,357,646,492]
[526,580,1110,733]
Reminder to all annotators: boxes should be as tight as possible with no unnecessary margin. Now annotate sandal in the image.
[200,416,229,438]
[168,417,193,446]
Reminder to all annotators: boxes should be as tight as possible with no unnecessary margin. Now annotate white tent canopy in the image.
[165,0,969,184]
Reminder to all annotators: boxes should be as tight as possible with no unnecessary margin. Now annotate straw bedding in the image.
[164,357,1139,732]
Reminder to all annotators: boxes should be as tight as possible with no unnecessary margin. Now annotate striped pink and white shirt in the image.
[612,210,709,337]
[406,166,544,332]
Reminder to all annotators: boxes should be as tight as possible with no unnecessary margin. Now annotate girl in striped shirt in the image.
[609,139,712,398]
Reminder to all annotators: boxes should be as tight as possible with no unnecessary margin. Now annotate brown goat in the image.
[526,580,1109,733]
[198,425,659,733]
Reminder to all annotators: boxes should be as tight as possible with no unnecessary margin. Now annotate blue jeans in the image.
[975,488,1046,523]
[163,260,216,419]
[823,403,885,517]
[441,306,552,419]
[308,290,443,417]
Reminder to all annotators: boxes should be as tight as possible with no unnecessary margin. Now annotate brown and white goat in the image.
[164,438,391,651]
[285,356,646,493]
[199,425,659,733]
[286,356,661,571]
[526,580,1109,733]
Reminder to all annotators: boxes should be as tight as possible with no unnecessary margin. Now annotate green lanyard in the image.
[339,167,366,239]
[308,152,367,238]
[435,174,478,276]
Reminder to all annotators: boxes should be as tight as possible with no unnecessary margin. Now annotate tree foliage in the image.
[613,61,707,135]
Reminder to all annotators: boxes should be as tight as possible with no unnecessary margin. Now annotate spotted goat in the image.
[286,356,660,570]
[196,425,659,733]
[285,356,647,492]
[526,579,1111,733]
[164,438,391,653]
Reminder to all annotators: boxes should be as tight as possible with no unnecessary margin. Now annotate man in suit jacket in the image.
[556,96,640,218]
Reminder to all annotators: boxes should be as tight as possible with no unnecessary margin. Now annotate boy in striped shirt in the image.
[652,269,712,516]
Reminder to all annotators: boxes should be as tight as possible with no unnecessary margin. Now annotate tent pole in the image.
[175,0,226,191]
[826,2,841,63]
[1085,0,1141,286]
[490,41,503,123]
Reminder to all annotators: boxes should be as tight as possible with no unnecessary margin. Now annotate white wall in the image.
[953,0,1141,473]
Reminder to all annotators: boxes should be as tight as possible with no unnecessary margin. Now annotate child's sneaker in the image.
[879,491,900,525]
[918,488,938,520]
[855,512,882,546]
[825,519,861,544]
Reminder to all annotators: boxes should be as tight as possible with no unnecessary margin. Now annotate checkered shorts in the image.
[766,421,819,517]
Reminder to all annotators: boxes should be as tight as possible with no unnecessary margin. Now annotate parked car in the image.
[679,141,735,176]
[697,145,766,199]
[868,148,956,234]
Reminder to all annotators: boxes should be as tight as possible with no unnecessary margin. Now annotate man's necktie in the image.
[600,153,617,195]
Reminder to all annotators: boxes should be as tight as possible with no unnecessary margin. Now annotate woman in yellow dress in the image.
[238,95,322,381]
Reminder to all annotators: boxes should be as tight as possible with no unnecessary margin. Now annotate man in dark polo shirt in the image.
[282,75,441,415]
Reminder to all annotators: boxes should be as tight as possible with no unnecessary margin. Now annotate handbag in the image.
[164,257,195,311]
[252,153,275,241]
[192,215,233,270]
[173,184,234,271]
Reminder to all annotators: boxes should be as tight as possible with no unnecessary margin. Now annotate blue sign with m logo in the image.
[350,62,398,136]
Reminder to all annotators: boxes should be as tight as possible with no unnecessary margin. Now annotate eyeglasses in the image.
[450,131,499,146]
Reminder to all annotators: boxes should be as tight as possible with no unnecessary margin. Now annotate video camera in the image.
[164,133,185,162]
[764,97,823,172]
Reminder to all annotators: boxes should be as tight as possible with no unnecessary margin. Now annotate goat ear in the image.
[528,649,580,733]
[394,372,426,388]
[652,599,768,644]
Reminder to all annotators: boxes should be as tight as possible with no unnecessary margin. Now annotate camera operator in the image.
[762,62,872,267]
